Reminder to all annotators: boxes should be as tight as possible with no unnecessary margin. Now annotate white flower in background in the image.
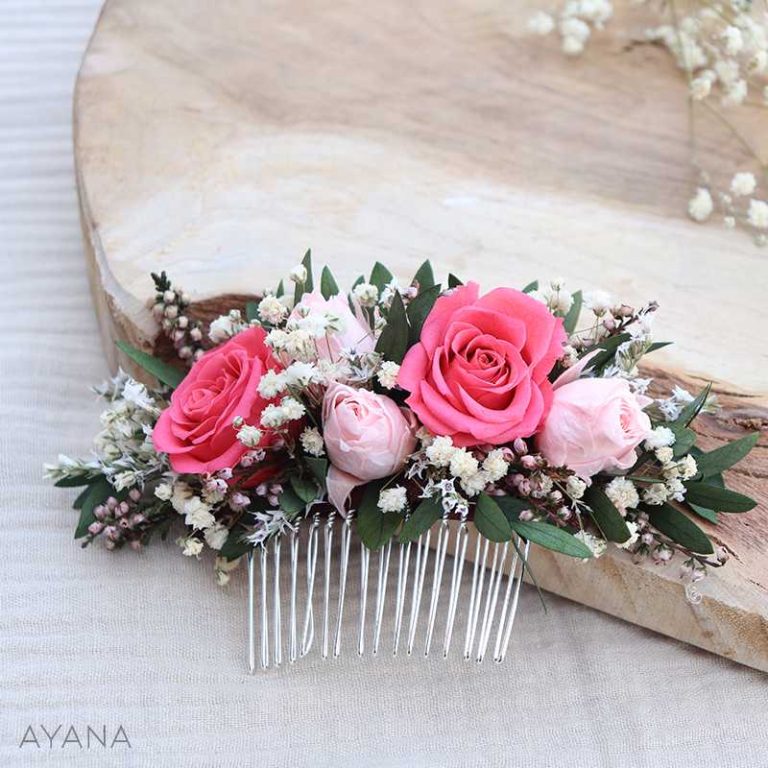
[604,477,639,512]
[722,25,743,56]
[289,264,307,284]
[731,172,756,197]
[183,497,215,530]
[257,370,287,399]
[353,282,379,308]
[748,199,768,229]
[449,449,479,481]
[377,361,401,390]
[575,530,607,558]
[528,11,555,35]
[689,76,711,100]
[121,379,157,412]
[208,310,244,343]
[642,484,669,506]
[179,536,203,558]
[257,295,287,325]
[566,475,587,500]
[378,486,408,513]
[619,521,640,550]
[560,17,590,43]
[721,78,747,107]
[215,556,240,587]
[170,482,193,514]
[425,435,456,468]
[300,427,325,456]
[644,426,675,450]
[584,290,612,315]
[236,424,263,448]
[688,188,713,222]
[204,524,229,551]
[562,35,585,55]
[284,361,319,387]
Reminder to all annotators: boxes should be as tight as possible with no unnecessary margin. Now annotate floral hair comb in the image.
[47,253,759,671]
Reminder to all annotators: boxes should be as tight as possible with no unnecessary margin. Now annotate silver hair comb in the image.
[245,512,529,671]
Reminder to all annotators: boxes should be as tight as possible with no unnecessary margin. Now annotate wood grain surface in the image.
[73,0,767,670]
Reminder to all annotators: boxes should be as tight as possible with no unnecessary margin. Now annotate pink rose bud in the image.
[88,521,104,535]
[323,383,417,513]
[129,488,142,502]
[513,438,528,455]
[536,378,651,479]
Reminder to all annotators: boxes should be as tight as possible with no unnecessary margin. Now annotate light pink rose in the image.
[397,282,566,447]
[536,375,652,479]
[290,291,374,360]
[323,383,417,513]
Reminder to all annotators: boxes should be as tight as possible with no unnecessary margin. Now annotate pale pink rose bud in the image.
[641,532,654,546]
[106,497,117,509]
[513,438,528,455]
[130,513,145,526]
[118,501,130,516]
[104,526,119,541]
[88,521,104,535]
[229,492,250,512]
[519,510,535,521]
[94,505,107,521]
[323,383,417,513]
[536,378,652,479]
[217,468,233,481]
[255,483,268,497]
[129,539,142,551]
[520,454,538,470]
[268,495,280,506]
[129,488,142,502]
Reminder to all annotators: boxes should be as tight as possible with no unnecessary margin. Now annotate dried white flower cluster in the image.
[527,0,613,56]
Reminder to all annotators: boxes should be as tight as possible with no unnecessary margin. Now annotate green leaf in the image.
[320,266,340,299]
[406,284,441,345]
[508,520,593,559]
[293,249,313,305]
[219,525,251,561]
[581,333,632,373]
[279,487,306,517]
[688,504,718,524]
[290,475,318,504]
[447,273,463,288]
[670,424,697,458]
[646,341,671,354]
[686,471,722,523]
[583,486,630,543]
[683,481,756,513]
[399,497,442,543]
[245,300,259,323]
[275,279,285,298]
[115,341,185,389]
[644,503,714,554]
[562,290,582,334]
[375,291,409,363]
[74,477,113,539]
[676,384,711,427]
[305,457,328,489]
[522,280,539,294]
[695,432,759,479]
[369,262,394,293]
[494,495,531,523]
[412,260,435,292]
[72,484,94,510]
[473,494,513,542]
[356,481,402,550]
[54,475,94,488]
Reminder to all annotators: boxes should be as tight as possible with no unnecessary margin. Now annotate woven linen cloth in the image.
[1,2,766,766]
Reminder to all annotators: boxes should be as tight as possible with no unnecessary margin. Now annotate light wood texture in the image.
[74,0,767,670]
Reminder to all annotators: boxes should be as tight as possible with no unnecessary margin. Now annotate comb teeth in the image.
[246,516,527,672]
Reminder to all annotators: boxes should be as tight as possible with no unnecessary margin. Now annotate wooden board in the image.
[74,0,768,671]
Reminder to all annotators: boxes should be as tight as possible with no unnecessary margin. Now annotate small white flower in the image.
[208,312,240,343]
[688,187,713,222]
[715,58,739,86]
[284,329,314,359]
[260,404,285,429]
[584,290,612,315]
[425,435,456,468]
[280,396,306,421]
[179,536,204,558]
[677,454,698,481]
[666,477,687,502]
[154,481,174,501]
[604,477,639,512]
[562,35,585,55]
[300,427,325,457]
[258,370,287,399]
[183,497,215,530]
[560,17,591,43]
[289,264,308,284]
[655,446,674,465]
[284,361,319,387]
[619,521,640,550]
[482,450,509,484]
[566,476,587,500]
[575,530,607,558]
[689,77,711,100]
[204,524,229,551]
[747,199,768,229]
[265,328,289,351]
[731,172,756,197]
[377,361,401,390]
[378,486,408,514]
[722,25,743,55]
[236,424,263,448]
[721,79,747,107]
[527,11,555,35]
[353,282,379,308]
[645,426,676,450]
[642,483,669,506]
[460,471,490,497]
[449,449,480,481]
[257,295,287,325]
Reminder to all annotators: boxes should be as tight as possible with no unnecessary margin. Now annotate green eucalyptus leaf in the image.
[219,525,251,561]
[412,260,436,291]
[293,249,313,305]
[399,497,441,543]
[646,341,671,354]
[494,495,531,523]
[290,475,318,504]
[115,341,185,389]
[305,457,328,489]
[644,503,714,554]
[583,486,630,543]
[275,279,285,298]
[369,262,394,292]
[320,266,340,299]
[562,290,582,334]
[406,284,441,345]
[683,481,756,513]
[74,477,113,539]
[671,424,697,458]
[447,273,463,288]
[357,481,402,550]
[375,291,409,363]
[676,384,711,427]
[55,475,95,488]
[695,432,759,479]
[473,494,513,542]
[508,520,593,559]
[279,487,306,517]
[245,300,260,323]
[522,280,539,294]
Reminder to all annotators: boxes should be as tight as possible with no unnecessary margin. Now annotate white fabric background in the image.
[0,2,766,766]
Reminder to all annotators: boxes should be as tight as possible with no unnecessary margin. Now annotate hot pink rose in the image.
[153,327,280,474]
[397,282,566,447]
[323,383,417,513]
[290,291,374,360]
[536,376,652,478]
